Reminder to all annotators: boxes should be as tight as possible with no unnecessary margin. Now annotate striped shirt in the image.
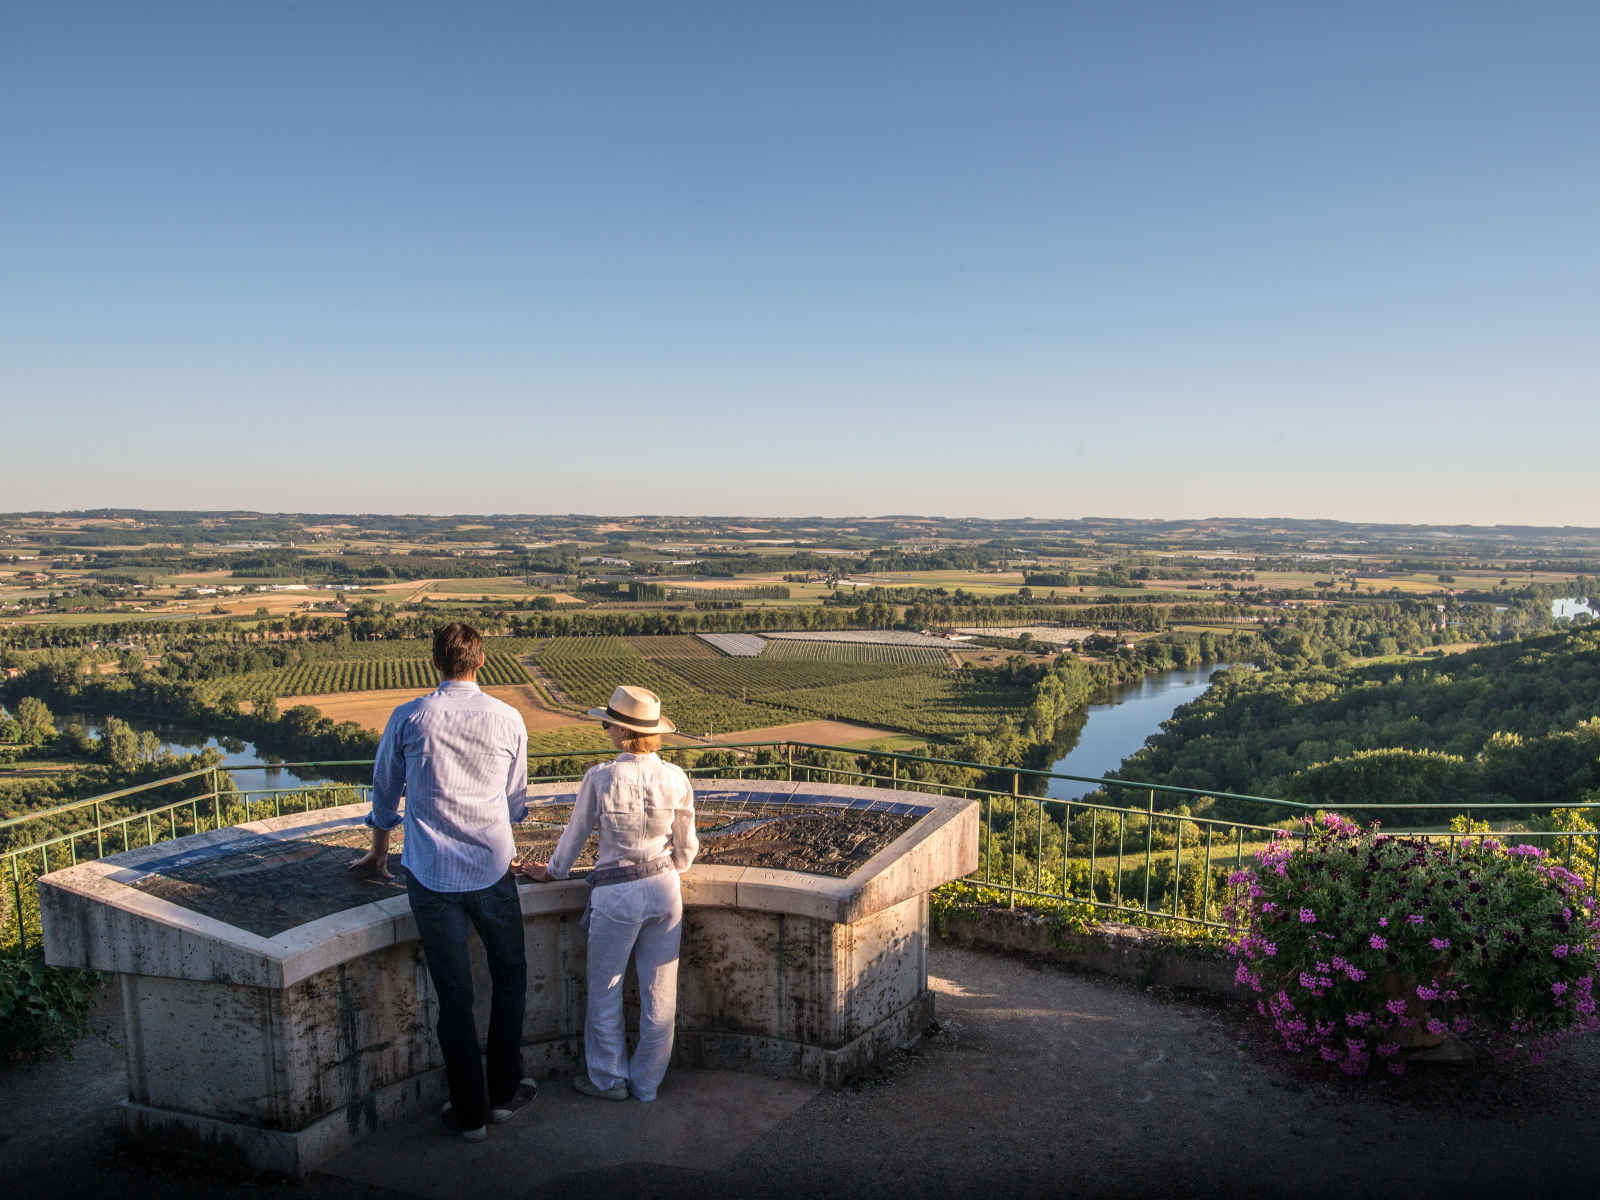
[368,680,528,892]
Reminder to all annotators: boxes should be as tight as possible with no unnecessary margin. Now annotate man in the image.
[349,622,535,1141]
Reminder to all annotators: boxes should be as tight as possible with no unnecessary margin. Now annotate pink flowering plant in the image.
[1225,812,1600,1076]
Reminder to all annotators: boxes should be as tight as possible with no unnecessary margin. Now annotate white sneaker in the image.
[572,1074,629,1101]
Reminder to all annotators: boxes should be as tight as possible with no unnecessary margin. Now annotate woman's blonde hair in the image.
[617,730,662,754]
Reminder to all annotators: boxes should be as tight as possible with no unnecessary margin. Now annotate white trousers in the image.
[583,870,683,1101]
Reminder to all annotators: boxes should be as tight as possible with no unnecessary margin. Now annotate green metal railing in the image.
[4,741,1599,953]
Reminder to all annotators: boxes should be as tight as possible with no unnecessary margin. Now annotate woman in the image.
[520,685,697,1102]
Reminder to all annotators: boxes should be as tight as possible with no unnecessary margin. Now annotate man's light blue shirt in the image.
[368,679,528,893]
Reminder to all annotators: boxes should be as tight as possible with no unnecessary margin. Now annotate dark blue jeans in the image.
[407,871,527,1128]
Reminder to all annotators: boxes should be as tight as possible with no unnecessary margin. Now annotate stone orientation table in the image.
[38,779,977,1176]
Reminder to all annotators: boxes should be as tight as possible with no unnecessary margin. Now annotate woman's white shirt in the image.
[546,752,698,880]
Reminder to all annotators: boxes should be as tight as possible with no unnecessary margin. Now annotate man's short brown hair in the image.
[433,622,483,678]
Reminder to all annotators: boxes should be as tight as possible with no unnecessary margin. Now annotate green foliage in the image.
[16,696,55,746]
[1114,628,1600,821]
[1228,814,1600,1074]
[0,949,101,1059]
[101,716,140,772]
[929,879,1097,944]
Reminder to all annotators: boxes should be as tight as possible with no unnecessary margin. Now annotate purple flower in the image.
[1299,907,1317,924]
[1376,1042,1400,1057]
[1426,1018,1448,1037]
[1416,985,1439,1002]
[1345,1011,1371,1028]
[1430,937,1451,951]
[1407,914,1425,925]
[1370,934,1389,950]
[1553,944,1570,958]
[1553,981,1570,998]
[1345,966,1368,982]
[1386,999,1408,1016]
[1378,917,1389,927]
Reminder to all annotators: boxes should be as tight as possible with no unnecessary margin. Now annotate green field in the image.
[760,639,952,667]
[757,672,1027,738]
[424,578,564,596]
[629,635,722,660]
[198,638,540,698]
[531,635,1029,741]
[534,637,793,735]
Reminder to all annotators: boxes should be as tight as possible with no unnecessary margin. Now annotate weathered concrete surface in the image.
[34,781,976,1175]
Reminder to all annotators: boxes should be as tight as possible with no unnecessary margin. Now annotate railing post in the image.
[94,800,104,859]
[1171,813,1182,919]
[1087,808,1098,905]
[1010,771,1020,908]
[11,854,26,952]
[1143,789,1155,915]
[1116,813,1126,908]
[785,744,793,782]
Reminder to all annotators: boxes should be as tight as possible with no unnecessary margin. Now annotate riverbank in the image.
[1045,662,1231,800]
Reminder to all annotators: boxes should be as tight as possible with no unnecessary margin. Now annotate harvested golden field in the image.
[706,718,904,747]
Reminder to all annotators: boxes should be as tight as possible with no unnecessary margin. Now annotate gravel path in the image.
[4,944,1596,1199]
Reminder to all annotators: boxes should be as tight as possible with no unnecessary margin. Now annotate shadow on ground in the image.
[3,944,1596,1199]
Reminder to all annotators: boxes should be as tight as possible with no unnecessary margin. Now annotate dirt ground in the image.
[278,686,590,732]
[709,718,903,746]
[6,944,1597,1199]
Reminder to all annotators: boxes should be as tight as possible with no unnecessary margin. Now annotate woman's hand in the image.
[514,859,551,882]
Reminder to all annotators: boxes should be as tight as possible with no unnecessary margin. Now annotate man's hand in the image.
[349,828,393,880]
[514,859,551,882]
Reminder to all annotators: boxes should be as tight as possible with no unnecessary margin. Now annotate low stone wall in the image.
[39,782,978,1177]
[934,907,1236,995]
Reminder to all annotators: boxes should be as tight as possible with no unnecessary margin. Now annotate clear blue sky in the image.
[3,2,1596,523]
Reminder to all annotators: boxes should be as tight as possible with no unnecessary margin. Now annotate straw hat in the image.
[587,685,677,735]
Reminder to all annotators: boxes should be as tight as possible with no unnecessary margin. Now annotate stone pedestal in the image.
[39,780,977,1176]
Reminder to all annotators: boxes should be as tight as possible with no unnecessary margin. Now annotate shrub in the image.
[929,879,1096,944]
[0,950,101,1059]
[1226,813,1600,1076]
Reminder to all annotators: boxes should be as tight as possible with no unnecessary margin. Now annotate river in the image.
[1044,664,1232,802]
[80,718,338,794]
